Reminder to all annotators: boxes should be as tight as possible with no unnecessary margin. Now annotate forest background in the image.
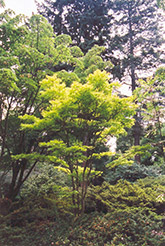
[0,0,165,245]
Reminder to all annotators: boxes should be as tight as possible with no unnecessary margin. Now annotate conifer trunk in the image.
[128,2,141,162]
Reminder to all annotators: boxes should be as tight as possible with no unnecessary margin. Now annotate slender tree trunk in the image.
[128,3,141,162]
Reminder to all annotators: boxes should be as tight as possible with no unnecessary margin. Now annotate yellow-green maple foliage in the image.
[20,69,136,215]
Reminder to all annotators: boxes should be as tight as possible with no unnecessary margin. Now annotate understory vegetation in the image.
[0,165,164,245]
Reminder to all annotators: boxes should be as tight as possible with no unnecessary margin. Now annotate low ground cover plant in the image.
[0,209,164,246]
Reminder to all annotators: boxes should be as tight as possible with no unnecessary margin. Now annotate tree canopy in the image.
[0,10,112,201]
[19,69,136,215]
[37,0,111,54]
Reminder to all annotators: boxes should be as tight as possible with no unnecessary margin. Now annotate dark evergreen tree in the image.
[110,0,163,90]
[36,0,112,53]
[37,0,163,79]
[110,0,164,161]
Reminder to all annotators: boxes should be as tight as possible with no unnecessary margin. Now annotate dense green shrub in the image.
[0,216,71,246]
[20,163,70,198]
[65,210,164,246]
[86,180,164,214]
[104,163,161,184]
[0,210,164,246]
[137,175,165,187]
[1,167,164,246]
[0,163,75,227]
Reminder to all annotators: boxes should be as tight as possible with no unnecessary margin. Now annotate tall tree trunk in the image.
[128,3,141,162]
